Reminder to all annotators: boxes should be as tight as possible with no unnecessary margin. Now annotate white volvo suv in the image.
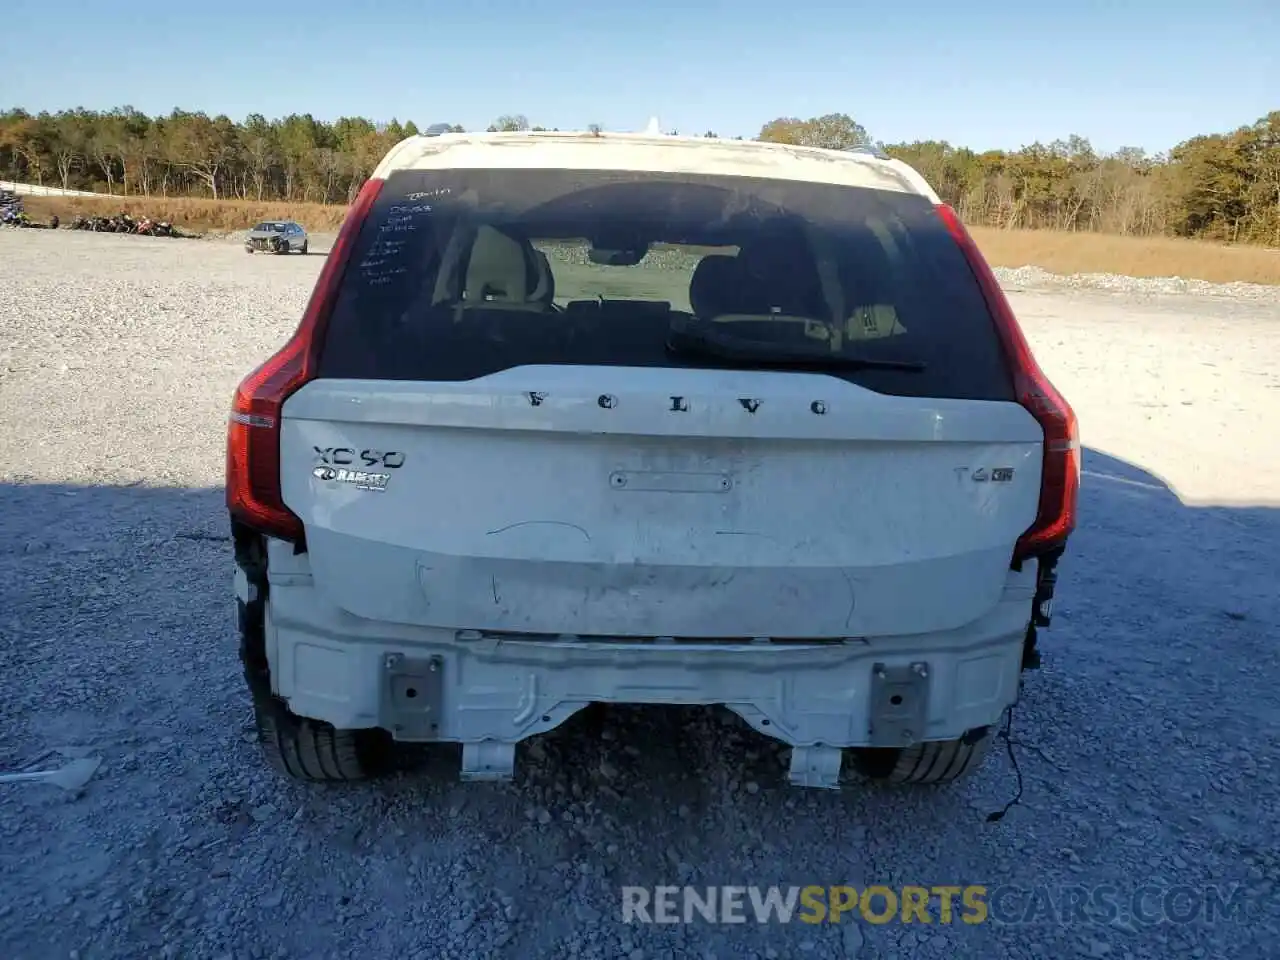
[226,130,1079,790]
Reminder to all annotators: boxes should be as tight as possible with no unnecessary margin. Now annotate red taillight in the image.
[226,176,386,542]
[935,204,1080,565]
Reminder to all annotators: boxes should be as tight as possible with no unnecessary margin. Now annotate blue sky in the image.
[2,0,1275,154]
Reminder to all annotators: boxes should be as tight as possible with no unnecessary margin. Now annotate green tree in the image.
[241,114,279,201]
[51,109,93,189]
[489,114,530,132]
[1,104,1277,248]
[114,107,154,195]
[277,114,322,200]
[0,111,52,185]
[167,110,239,199]
[757,113,870,150]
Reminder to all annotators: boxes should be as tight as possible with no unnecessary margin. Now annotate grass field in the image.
[966,226,1280,286]
[23,193,1280,286]
[24,194,350,233]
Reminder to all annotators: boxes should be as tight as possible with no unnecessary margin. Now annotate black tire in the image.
[251,689,391,782]
[240,614,392,782]
[849,725,997,785]
[300,240,308,255]
[245,246,254,254]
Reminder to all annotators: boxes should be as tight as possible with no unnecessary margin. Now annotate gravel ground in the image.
[1,228,1278,960]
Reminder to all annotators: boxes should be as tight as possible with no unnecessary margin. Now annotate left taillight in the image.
[935,203,1080,566]
[226,176,386,542]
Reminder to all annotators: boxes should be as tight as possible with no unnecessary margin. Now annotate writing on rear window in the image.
[406,188,452,201]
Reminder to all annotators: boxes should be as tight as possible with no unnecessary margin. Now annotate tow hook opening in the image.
[233,523,270,674]
[1021,548,1063,671]
[1032,552,1061,629]
[1021,625,1043,671]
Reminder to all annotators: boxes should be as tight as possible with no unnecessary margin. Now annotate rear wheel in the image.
[848,724,997,785]
[239,598,392,782]
[250,687,392,782]
[300,240,308,255]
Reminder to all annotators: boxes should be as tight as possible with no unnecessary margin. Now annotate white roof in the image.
[370,130,940,200]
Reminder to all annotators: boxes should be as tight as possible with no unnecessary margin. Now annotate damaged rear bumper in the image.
[240,550,1037,788]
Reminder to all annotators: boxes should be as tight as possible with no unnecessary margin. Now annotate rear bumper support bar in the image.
[460,741,517,781]
[244,541,1040,788]
[788,745,845,789]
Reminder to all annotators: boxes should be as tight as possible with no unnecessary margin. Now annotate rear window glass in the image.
[317,168,1014,401]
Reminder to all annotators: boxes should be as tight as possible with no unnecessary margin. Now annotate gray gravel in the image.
[991,264,1280,304]
[1,228,1278,960]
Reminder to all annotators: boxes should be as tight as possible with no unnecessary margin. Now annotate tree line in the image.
[1,107,1276,245]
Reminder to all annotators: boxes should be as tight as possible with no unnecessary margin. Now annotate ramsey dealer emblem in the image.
[312,465,391,492]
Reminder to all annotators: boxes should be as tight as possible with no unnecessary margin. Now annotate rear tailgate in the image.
[267,164,1049,639]
[279,367,1042,638]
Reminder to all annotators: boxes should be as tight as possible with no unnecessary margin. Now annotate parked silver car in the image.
[245,220,308,255]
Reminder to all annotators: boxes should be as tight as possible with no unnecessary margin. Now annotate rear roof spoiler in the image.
[842,144,890,160]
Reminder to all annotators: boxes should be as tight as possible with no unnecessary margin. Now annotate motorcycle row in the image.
[64,213,182,237]
[0,190,183,237]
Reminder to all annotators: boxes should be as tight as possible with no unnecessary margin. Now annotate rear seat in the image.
[688,254,745,320]
[462,226,554,312]
[530,250,556,308]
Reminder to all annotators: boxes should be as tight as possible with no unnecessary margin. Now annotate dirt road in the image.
[1,229,1276,960]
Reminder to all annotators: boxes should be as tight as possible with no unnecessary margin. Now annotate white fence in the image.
[0,180,113,199]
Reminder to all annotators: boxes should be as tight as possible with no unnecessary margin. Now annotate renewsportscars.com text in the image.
[620,884,1248,926]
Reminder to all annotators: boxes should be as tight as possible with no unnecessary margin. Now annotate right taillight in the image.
[226,176,386,543]
[935,204,1080,565]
